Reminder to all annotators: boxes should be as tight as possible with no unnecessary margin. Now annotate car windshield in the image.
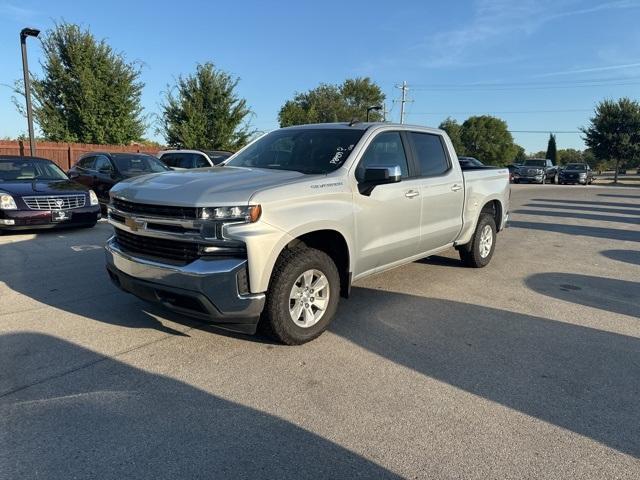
[524,160,546,167]
[565,164,587,171]
[225,128,365,174]
[0,158,68,182]
[113,154,170,174]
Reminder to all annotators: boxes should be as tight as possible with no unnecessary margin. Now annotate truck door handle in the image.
[405,190,420,198]
[451,184,463,192]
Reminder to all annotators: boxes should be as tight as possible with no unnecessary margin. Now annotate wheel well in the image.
[481,200,503,231]
[285,230,351,298]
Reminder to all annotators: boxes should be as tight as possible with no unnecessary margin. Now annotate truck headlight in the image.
[89,190,99,206]
[200,205,261,223]
[0,193,17,210]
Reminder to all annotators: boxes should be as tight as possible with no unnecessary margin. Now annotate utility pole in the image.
[394,81,412,124]
[382,102,388,122]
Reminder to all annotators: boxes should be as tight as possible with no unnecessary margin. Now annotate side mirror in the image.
[359,165,402,195]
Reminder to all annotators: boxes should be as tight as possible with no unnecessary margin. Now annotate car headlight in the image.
[200,205,261,223]
[0,193,17,210]
[89,190,99,206]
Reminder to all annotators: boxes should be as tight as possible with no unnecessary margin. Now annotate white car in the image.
[157,149,233,170]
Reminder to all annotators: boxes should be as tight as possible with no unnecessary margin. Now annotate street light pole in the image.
[20,27,40,157]
[366,105,382,122]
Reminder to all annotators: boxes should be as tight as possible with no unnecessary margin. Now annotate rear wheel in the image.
[261,246,340,345]
[459,214,497,268]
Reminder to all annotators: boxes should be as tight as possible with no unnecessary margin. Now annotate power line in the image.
[508,130,581,134]
[410,75,640,90]
[406,109,592,115]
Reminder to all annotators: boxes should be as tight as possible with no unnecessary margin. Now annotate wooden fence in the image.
[0,140,162,171]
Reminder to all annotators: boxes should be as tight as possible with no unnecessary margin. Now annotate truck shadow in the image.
[524,202,640,217]
[526,272,639,318]
[531,198,640,209]
[600,249,640,266]
[332,287,640,457]
[513,209,640,226]
[508,220,640,243]
[0,332,398,479]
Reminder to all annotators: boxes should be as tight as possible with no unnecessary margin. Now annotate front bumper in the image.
[0,206,101,230]
[514,175,544,183]
[105,237,265,334]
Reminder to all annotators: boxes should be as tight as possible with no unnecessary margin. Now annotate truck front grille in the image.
[23,194,86,210]
[112,198,198,219]
[114,228,200,264]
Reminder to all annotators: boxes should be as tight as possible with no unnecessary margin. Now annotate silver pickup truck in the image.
[105,123,510,344]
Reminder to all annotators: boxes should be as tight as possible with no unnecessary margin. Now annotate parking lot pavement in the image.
[1,185,639,479]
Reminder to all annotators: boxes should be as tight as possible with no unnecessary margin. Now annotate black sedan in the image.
[68,152,170,205]
[558,163,594,185]
[0,156,101,232]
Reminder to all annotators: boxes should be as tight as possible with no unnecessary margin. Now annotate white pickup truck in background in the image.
[105,123,510,344]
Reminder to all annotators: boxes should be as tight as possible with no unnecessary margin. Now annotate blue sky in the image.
[1,0,639,152]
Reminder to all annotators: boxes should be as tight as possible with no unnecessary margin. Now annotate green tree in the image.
[460,115,516,165]
[513,145,527,163]
[25,22,145,144]
[278,78,385,127]
[438,117,465,155]
[581,98,640,182]
[556,148,582,165]
[545,133,557,164]
[160,62,253,151]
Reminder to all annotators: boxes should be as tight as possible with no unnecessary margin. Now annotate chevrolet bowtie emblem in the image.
[125,217,143,232]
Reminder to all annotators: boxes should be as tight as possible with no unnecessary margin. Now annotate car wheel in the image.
[261,246,340,345]
[553,173,558,184]
[459,213,497,268]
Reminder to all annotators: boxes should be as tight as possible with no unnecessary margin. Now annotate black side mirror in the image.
[359,165,402,195]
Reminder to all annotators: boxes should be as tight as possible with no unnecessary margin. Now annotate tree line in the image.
[15,22,640,173]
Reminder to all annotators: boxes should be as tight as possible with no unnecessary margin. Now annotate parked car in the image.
[458,156,484,168]
[506,165,519,183]
[0,155,100,232]
[68,152,170,206]
[513,158,558,184]
[105,122,510,345]
[558,163,594,185]
[157,149,233,169]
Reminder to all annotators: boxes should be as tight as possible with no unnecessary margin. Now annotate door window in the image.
[77,156,95,170]
[409,132,450,177]
[94,156,113,173]
[356,132,409,182]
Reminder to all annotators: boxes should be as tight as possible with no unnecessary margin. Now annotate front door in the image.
[353,131,422,276]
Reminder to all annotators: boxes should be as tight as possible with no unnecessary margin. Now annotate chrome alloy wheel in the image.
[289,269,330,328]
[479,224,493,258]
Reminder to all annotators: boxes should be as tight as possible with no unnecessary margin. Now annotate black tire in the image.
[261,246,340,345]
[459,214,497,268]
[85,222,97,229]
[552,173,558,184]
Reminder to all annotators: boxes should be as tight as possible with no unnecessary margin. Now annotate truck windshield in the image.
[226,128,365,174]
[524,160,546,167]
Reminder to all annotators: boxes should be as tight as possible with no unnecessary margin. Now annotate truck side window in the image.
[409,132,450,177]
[94,156,113,173]
[356,132,409,182]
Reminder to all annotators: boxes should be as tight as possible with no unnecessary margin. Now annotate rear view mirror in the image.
[359,165,402,195]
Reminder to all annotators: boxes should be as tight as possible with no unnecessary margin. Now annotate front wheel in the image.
[459,214,497,268]
[261,246,340,345]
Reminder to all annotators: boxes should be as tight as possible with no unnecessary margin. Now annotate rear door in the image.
[406,131,464,252]
[352,131,423,275]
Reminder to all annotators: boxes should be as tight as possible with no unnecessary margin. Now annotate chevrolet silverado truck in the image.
[105,123,510,344]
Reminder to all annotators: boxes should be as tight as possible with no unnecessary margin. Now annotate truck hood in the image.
[110,166,306,206]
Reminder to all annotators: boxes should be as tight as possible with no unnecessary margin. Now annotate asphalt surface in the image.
[1,184,639,479]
